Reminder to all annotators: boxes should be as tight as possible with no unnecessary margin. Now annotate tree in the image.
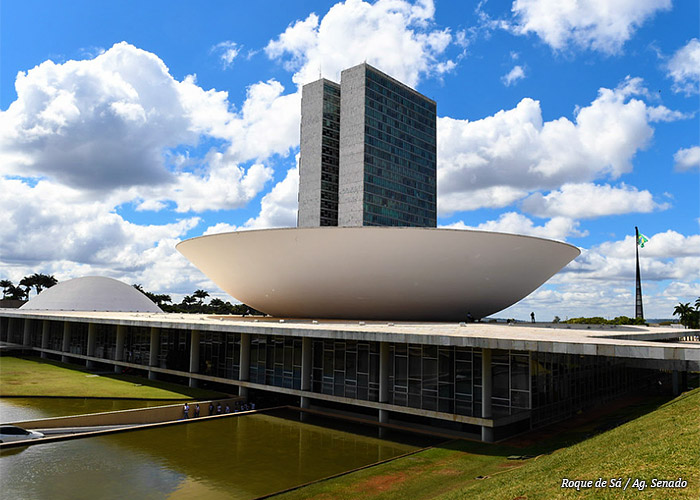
[19,275,35,298]
[673,302,696,329]
[193,289,210,305]
[0,279,13,299]
[34,273,58,294]
[7,285,27,300]
[132,284,172,307]
[181,295,197,310]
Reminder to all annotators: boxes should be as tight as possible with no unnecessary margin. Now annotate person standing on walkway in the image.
[194,404,200,418]
[530,312,536,323]
[209,402,214,415]
[183,403,190,419]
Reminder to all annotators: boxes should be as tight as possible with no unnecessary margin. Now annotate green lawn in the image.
[0,356,226,400]
[276,389,700,500]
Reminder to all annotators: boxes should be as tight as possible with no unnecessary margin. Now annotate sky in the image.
[1,0,698,321]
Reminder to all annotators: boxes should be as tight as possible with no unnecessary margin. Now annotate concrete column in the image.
[86,323,97,369]
[7,318,17,343]
[148,327,160,380]
[0,317,6,342]
[481,348,494,442]
[672,370,680,396]
[41,320,49,358]
[189,330,200,388]
[239,332,250,399]
[300,337,312,409]
[114,325,126,373]
[378,342,390,424]
[61,321,71,363]
[23,319,32,347]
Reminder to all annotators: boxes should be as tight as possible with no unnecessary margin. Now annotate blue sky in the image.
[1,0,698,320]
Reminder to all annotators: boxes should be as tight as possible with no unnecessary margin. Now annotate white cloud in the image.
[437,77,677,215]
[212,41,240,69]
[502,65,525,86]
[674,145,700,171]
[223,79,301,163]
[521,183,669,219]
[0,42,292,214]
[511,0,671,54]
[203,222,240,235]
[667,38,700,95]
[498,230,700,320]
[265,0,454,87]
[0,177,205,292]
[443,212,585,241]
[244,162,300,229]
[564,231,700,282]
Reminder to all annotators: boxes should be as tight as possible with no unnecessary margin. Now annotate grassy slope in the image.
[276,389,700,500]
[446,388,700,500]
[0,356,226,400]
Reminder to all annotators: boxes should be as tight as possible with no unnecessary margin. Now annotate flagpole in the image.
[635,226,644,319]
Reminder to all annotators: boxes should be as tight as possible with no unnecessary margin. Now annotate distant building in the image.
[298,63,437,228]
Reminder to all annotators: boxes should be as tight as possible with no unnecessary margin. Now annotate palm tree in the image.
[193,289,209,305]
[673,302,693,329]
[7,285,27,300]
[19,275,36,298]
[0,279,13,299]
[34,273,58,295]
[181,295,197,310]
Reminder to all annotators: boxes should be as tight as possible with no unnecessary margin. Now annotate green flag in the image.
[637,233,649,248]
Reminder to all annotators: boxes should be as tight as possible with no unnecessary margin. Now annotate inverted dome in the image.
[177,227,579,321]
[20,276,162,313]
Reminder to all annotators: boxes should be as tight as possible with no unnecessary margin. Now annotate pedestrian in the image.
[217,402,222,414]
[209,402,214,416]
[250,402,256,410]
[466,312,474,323]
[530,312,535,323]
[183,403,190,419]
[225,404,231,413]
[194,404,200,418]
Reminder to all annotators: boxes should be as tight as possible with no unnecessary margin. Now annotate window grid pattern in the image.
[199,332,240,380]
[94,324,116,360]
[123,326,151,366]
[311,339,380,401]
[68,322,89,355]
[320,82,341,226]
[361,67,436,228]
[249,335,303,389]
[47,322,64,351]
[158,328,190,371]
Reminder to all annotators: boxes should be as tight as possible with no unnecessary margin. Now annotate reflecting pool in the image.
[0,397,179,423]
[1,410,436,499]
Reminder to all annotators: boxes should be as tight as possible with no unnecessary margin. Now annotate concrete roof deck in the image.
[3,310,699,368]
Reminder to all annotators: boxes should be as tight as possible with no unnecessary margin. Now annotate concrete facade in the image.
[2,309,698,441]
[337,64,367,227]
[299,63,437,228]
[298,79,341,227]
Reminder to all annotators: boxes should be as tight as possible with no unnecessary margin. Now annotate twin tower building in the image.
[297,63,437,228]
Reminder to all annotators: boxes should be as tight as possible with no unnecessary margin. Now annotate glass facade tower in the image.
[298,63,437,228]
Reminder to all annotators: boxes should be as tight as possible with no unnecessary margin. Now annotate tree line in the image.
[0,274,58,300]
[132,285,262,315]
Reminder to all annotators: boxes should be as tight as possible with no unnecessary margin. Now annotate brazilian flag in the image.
[637,233,649,248]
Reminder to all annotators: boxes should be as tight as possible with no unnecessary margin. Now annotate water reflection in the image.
[1,411,434,499]
[0,397,178,423]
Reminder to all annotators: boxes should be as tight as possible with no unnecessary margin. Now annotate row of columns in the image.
[6,317,498,442]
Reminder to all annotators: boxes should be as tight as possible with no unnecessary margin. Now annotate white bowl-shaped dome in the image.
[20,276,162,313]
[177,227,579,321]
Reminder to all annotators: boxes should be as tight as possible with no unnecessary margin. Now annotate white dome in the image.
[20,276,162,313]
